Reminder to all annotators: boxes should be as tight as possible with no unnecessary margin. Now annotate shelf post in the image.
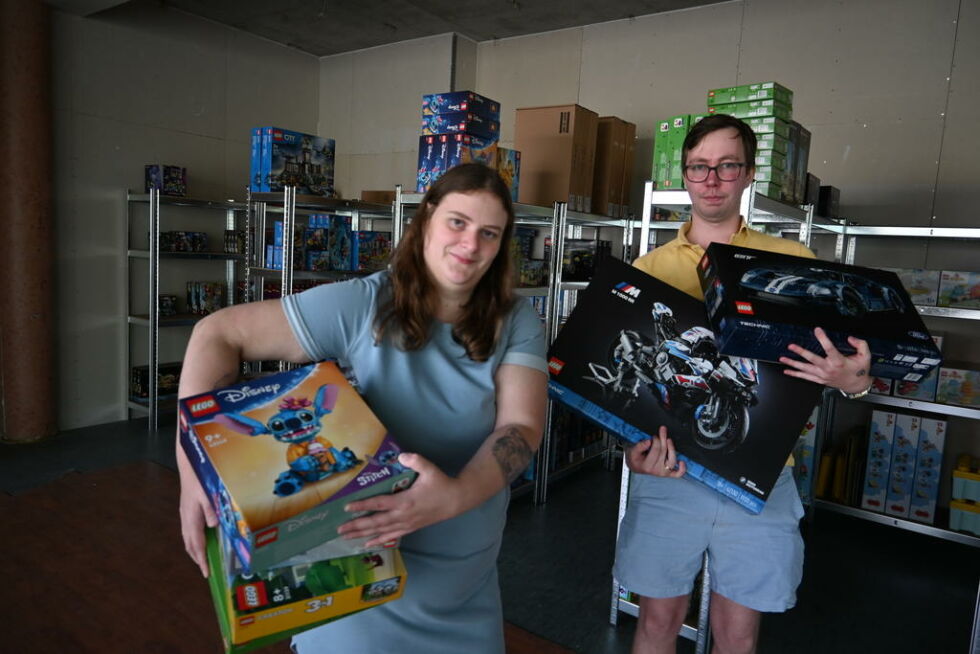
[148,187,160,431]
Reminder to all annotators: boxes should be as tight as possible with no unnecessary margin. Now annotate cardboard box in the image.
[546,257,822,514]
[179,361,418,572]
[884,414,920,518]
[937,366,980,407]
[707,81,794,107]
[817,185,840,218]
[620,120,637,216]
[804,173,821,207]
[754,181,783,200]
[593,117,634,217]
[496,147,521,202]
[421,90,500,120]
[651,119,671,187]
[793,124,811,206]
[420,111,499,140]
[260,128,336,197]
[792,405,820,505]
[708,99,792,123]
[754,165,785,186]
[515,104,599,212]
[698,243,943,380]
[755,149,787,171]
[745,116,791,139]
[883,268,941,306]
[938,270,980,309]
[145,164,187,196]
[757,132,790,156]
[908,418,945,524]
[893,336,942,401]
[860,410,896,511]
[206,528,406,652]
[359,190,396,205]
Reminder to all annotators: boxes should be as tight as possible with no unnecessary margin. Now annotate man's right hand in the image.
[625,425,687,478]
[179,474,218,577]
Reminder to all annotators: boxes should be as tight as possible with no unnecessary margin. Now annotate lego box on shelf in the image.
[206,528,406,653]
[446,133,498,170]
[949,500,980,536]
[908,418,945,524]
[884,413,920,518]
[952,454,980,502]
[869,376,893,396]
[546,257,822,514]
[496,147,521,202]
[145,164,187,196]
[938,270,980,309]
[884,268,941,306]
[707,81,794,107]
[707,98,792,123]
[791,405,819,505]
[697,243,943,380]
[179,361,418,572]
[422,90,500,120]
[253,127,336,196]
[420,111,499,140]
[936,365,980,408]
[860,410,896,512]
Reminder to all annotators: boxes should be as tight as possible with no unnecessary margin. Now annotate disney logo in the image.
[217,384,282,403]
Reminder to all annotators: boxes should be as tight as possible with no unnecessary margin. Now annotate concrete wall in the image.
[53,1,318,428]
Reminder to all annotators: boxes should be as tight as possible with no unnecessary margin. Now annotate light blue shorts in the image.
[613,466,805,613]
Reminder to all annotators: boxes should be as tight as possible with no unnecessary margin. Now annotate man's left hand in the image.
[780,326,872,394]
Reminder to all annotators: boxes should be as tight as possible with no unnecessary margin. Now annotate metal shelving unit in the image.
[392,186,630,506]
[125,189,247,430]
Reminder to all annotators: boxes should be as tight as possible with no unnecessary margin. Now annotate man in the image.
[614,114,872,654]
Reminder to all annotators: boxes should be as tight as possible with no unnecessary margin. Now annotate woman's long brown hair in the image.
[374,163,517,362]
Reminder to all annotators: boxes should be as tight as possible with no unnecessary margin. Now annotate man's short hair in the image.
[682,114,757,169]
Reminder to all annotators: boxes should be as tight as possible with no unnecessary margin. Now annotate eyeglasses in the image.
[682,162,746,183]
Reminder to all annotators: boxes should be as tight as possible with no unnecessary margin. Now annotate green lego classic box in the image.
[707,82,794,107]
[755,150,787,171]
[179,361,417,573]
[745,116,791,140]
[708,99,792,123]
[206,528,406,652]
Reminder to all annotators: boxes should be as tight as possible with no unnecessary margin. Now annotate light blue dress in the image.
[282,272,547,654]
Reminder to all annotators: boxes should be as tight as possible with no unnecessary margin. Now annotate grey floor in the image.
[2,418,978,653]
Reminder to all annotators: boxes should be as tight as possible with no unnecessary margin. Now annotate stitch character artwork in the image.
[215,385,362,497]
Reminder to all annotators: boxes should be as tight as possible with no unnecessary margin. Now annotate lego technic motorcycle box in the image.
[698,243,942,381]
[547,257,822,514]
[206,527,406,653]
[179,361,417,573]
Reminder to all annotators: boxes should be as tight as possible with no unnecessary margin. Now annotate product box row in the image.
[885,268,980,309]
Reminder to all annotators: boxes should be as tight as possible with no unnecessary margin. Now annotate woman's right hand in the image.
[624,425,686,478]
[179,472,218,577]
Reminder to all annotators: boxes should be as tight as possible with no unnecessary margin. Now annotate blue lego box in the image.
[422,90,500,120]
[546,257,822,515]
[698,243,943,381]
[416,134,441,193]
[145,164,187,196]
[496,147,521,202]
[250,127,262,191]
[421,111,499,140]
[884,413,920,518]
[445,133,497,170]
[791,405,819,505]
[860,410,896,512]
[327,215,354,271]
[354,231,392,272]
[179,361,418,572]
[909,418,945,524]
[251,127,336,196]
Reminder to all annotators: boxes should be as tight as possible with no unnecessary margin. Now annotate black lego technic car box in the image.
[697,243,942,381]
[547,257,822,514]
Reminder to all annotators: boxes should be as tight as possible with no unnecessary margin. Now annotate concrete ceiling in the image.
[156,0,725,57]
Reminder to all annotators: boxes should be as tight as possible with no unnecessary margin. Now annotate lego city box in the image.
[697,243,942,381]
[546,257,822,514]
[179,361,417,572]
[254,127,336,196]
[206,528,406,653]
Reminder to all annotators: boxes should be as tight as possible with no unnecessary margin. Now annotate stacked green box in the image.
[755,150,787,170]
[708,98,792,123]
[652,114,690,189]
[708,82,794,107]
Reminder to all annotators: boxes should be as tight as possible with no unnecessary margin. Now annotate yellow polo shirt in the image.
[633,220,816,468]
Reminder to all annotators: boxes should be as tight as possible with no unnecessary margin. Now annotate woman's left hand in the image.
[780,326,872,394]
[337,452,461,548]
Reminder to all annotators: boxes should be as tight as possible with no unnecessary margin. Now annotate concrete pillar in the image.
[0,0,57,442]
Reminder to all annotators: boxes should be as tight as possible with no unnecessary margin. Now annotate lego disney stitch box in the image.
[547,257,822,514]
[179,361,417,572]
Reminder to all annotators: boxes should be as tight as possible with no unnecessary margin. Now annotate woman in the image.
[177,163,549,653]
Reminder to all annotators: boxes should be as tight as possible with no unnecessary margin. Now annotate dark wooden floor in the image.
[0,461,571,654]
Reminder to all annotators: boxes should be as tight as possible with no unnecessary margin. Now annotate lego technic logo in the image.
[217,383,283,404]
[612,282,641,303]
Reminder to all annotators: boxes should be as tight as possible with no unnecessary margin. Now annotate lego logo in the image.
[240,616,255,626]
[735,301,754,315]
[189,396,219,417]
[548,358,565,374]
[255,527,278,548]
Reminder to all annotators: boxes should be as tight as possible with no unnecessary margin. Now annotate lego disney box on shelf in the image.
[179,361,417,572]
[546,257,822,514]
[697,243,942,381]
[206,527,406,653]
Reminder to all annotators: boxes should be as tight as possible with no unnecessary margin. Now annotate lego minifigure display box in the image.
[180,361,417,572]
[547,257,822,514]
[698,243,942,381]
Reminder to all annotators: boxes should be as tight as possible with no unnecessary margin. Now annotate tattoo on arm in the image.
[492,427,533,484]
